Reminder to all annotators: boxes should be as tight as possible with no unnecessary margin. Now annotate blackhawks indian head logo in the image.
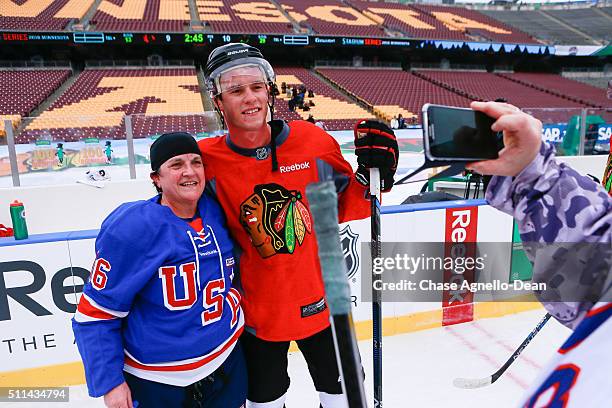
[240,183,312,258]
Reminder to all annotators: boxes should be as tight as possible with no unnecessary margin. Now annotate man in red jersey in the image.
[199,43,398,408]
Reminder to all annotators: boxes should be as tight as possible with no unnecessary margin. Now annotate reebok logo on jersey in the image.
[279,161,310,173]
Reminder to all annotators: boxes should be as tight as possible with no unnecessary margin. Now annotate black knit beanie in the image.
[150,132,201,171]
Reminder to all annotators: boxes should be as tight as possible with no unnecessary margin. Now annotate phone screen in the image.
[426,106,501,160]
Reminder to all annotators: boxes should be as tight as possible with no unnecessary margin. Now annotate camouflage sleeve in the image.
[486,142,612,329]
[486,142,611,244]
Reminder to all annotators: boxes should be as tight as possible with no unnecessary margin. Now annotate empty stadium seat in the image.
[199,0,295,34]
[317,68,472,124]
[499,72,611,109]
[479,9,596,45]
[280,0,386,37]
[0,0,79,31]
[91,0,189,32]
[18,67,206,143]
[411,4,537,44]
[274,67,375,130]
[347,0,469,41]
[0,69,71,117]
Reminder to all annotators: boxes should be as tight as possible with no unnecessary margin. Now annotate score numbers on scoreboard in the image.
[182,33,267,45]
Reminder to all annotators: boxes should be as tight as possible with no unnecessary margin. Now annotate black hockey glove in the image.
[354,120,398,192]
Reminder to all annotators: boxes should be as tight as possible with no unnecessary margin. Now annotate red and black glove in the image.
[354,120,399,192]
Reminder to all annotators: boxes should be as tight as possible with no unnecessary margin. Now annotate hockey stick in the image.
[307,181,367,408]
[453,313,551,389]
[370,168,383,408]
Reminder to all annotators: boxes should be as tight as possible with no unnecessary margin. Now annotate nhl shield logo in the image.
[340,225,359,280]
[255,147,269,160]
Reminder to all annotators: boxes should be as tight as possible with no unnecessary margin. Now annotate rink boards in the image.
[0,199,541,387]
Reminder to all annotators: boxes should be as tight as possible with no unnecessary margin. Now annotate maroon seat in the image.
[17,67,208,143]
[415,70,588,123]
[411,4,537,44]
[499,73,611,108]
[281,0,385,37]
[0,0,73,31]
[347,0,469,41]
[92,0,189,32]
[274,67,374,130]
[0,69,71,117]
[318,68,472,124]
[201,0,295,34]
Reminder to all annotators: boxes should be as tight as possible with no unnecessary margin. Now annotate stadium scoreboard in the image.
[0,31,554,54]
[0,31,413,47]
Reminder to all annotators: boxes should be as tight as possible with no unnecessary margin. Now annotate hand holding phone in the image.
[465,101,542,177]
[422,104,503,162]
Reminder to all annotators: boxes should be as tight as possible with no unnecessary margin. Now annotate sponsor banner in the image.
[1,201,517,377]
[0,239,94,372]
[542,124,611,144]
[0,130,422,178]
[554,45,610,56]
[541,124,568,144]
[442,207,477,326]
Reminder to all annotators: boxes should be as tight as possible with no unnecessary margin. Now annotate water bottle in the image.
[10,200,28,240]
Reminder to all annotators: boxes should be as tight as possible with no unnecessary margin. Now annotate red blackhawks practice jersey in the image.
[199,120,370,341]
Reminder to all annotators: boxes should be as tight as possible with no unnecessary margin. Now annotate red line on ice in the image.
[472,320,542,371]
[445,325,529,390]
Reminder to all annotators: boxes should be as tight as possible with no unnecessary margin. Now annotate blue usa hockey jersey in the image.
[72,192,243,397]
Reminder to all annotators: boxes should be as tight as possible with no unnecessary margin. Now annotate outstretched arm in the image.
[467,101,611,244]
[467,101,611,329]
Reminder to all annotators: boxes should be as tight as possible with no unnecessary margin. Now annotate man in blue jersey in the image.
[73,132,246,408]
[467,101,611,407]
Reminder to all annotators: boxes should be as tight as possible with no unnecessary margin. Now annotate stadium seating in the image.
[198,0,294,34]
[414,70,589,124]
[346,0,469,41]
[415,70,583,108]
[479,9,595,45]
[0,69,71,117]
[546,8,610,44]
[274,67,375,130]
[566,75,611,90]
[317,68,472,123]
[280,0,386,37]
[91,0,189,32]
[18,67,206,143]
[499,72,611,109]
[0,0,82,31]
[410,4,536,44]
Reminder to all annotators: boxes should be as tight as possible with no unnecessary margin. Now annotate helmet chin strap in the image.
[268,82,275,122]
[267,84,278,172]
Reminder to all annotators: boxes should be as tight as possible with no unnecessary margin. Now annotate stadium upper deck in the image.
[1,65,609,143]
[1,0,608,45]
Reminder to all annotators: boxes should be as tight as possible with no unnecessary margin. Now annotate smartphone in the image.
[422,104,502,161]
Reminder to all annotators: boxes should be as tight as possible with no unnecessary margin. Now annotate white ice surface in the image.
[0,309,570,408]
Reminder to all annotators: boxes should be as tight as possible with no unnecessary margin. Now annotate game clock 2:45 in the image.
[184,33,205,43]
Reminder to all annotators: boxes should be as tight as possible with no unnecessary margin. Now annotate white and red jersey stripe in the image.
[124,313,244,386]
[74,293,129,322]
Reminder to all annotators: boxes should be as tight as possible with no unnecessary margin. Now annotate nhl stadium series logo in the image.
[340,225,359,280]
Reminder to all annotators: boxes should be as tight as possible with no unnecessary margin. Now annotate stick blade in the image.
[453,376,493,389]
